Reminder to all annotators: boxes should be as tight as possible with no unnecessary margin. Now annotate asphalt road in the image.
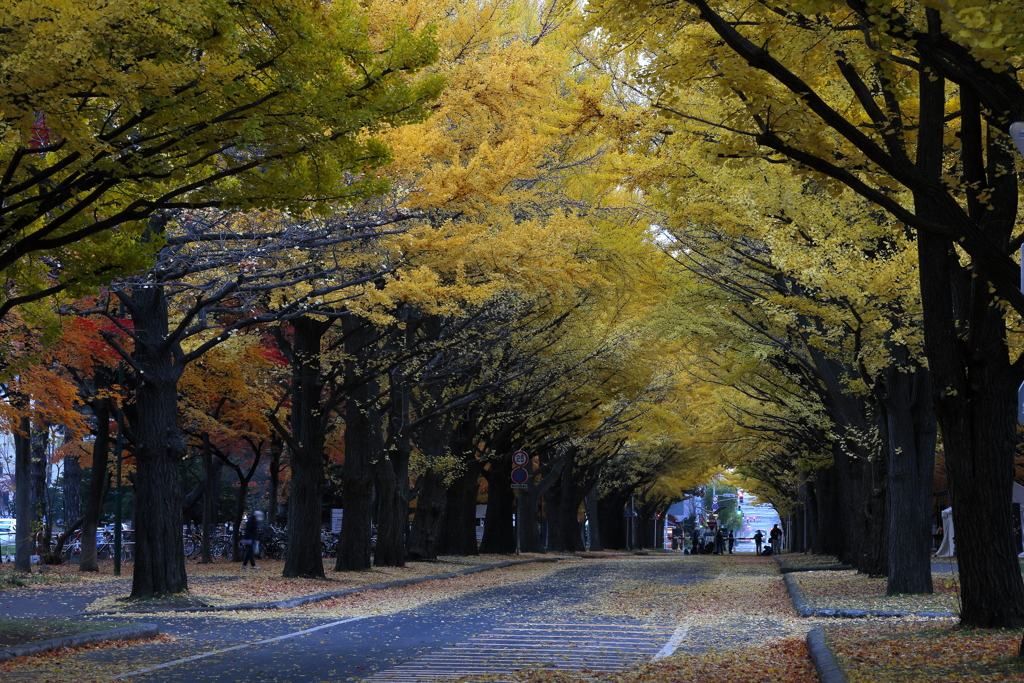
[4,557,717,682]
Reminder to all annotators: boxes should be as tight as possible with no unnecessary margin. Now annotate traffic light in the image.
[738,489,744,504]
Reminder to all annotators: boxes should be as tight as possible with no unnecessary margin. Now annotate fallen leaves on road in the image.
[238,559,576,621]
[469,635,815,683]
[85,554,563,613]
[826,621,1024,682]
[470,555,818,683]
[792,570,960,613]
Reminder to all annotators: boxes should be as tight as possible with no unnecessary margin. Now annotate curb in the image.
[0,624,159,663]
[782,570,956,620]
[99,557,569,614]
[806,627,848,683]
[774,554,853,573]
[780,565,854,574]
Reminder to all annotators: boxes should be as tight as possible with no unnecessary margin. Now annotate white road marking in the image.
[110,615,369,679]
[652,618,691,660]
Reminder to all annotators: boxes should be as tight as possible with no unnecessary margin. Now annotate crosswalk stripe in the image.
[364,620,667,682]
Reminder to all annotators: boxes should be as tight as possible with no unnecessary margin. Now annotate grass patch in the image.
[826,622,1024,683]
[0,619,131,649]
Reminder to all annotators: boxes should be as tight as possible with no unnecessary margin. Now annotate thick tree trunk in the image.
[518,483,542,553]
[811,466,846,558]
[81,399,111,573]
[29,423,48,556]
[882,362,936,594]
[63,454,82,537]
[268,437,283,528]
[805,479,818,555]
[374,450,409,567]
[408,468,447,560]
[436,459,481,556]
[336,317,379,571]
[549,448,581,552]
[480,460,516,554]
[913,57,1024,628]
[859,450,888,577]
[283,316,332,578]
[597,491,627,551]
[14,416,32,572]
[128,284,188,598]
[375,323,414,568]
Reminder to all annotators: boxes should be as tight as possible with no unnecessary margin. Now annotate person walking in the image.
[713,527,724,555]
[727,529,735,554]
[241,510,263,569]
[753,529,764,555]
[770,524,782,555]
[690,527,700,554]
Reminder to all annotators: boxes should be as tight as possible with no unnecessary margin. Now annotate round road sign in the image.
[511,467,529,484]
[512,450,529,466]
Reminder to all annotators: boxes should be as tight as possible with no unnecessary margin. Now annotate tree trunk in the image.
[268,437,283,528]
[882,361,936,594]
[127,284,188,598]
[14,416,31,572]
[407,468,447,561]
[336,316,379,571]
[585,486,602,551]
[283,316,333,578]
[29,423,48,557]
[81,398,111,573]
[436,458,481,556]
[230,477,248,563]
[480,460,516,554]
[914,57,1024,629]
[63,453,82,538]
[201,434,214,564]
[375,318,414,568]
[549,448,584,553]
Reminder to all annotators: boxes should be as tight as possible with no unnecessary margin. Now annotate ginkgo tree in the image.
[0,0,442,328]
[587,0,1024,628]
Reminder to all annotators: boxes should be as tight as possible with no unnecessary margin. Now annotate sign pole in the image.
[515,489,521,556]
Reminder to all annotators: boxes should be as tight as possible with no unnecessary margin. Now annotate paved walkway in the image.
[1,557,725,682]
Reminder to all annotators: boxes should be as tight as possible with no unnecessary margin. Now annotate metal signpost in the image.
[511,451,529,555]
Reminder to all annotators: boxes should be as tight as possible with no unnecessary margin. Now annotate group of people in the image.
[681,523,784,555]
[753,525,783,555]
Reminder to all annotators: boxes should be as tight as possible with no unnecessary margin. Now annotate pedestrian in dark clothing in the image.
[691,528,700,554]
[241,510,263,568]
[713,527,724,554]
[727,529,735,554]
[753,529,764,555]
[770,524,782,555]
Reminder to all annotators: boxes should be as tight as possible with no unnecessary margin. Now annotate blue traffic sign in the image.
[511,467,529,484]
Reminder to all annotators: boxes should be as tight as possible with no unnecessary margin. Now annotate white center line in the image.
[652,618,691,660]
[111,615,369,679]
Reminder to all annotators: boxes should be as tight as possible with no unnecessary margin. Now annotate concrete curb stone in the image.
[806,626,848,683]
[778,557,956,619]
[0,624,159,663]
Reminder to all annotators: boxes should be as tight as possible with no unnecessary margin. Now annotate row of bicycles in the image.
[178,525,372,560]
[61,528,134,560]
